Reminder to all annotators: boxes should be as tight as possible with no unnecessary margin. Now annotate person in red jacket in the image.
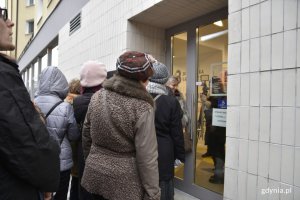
[0,6,60,199]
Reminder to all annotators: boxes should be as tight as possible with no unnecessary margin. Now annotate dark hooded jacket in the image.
[0,55,60,200]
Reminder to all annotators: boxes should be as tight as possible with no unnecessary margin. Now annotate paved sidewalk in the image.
[174,189,200,200]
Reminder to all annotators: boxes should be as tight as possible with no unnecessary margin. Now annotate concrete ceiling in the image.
[130,0,228,29]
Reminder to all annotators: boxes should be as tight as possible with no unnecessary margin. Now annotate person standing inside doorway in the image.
[0,6,60,199]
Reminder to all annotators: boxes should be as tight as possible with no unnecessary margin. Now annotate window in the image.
[27,0,35,6]
[36,0,43,23]
[26,20,34,34]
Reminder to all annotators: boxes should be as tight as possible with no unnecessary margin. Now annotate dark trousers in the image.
[159,178,174,200]
[70,176,79,200]
[92,194,108,200]
[53,170,71,200]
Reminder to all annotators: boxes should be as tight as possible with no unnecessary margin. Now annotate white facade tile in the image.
[296,108,300,146]
[249,106,259,140]
[242,8,250,40]
[260,35,271,71]
[248,140,259,174]
[237,171,247,200]
[241,40,250,73]
[268,179,280,200]
[284,30,297,69]
[297,69,300,107]
[271,0,284,33]
[282,107,295,146]
[280,183,293,200]
[250,72,260,106]
[224,168,238,199]
[242,0,250,8]
[260,71,271,106]
[250,38,260,72]
[271,70,283,106]
[271,33,283,70]
[295,186,300,200]
[229,0,242,13]
[281,145,294,185]
[250,4,260,38]
[298,30,300,67]
[241,73,250,105]
[227,75,241,106]
[260,0,271,36]
[269,144,282,181]
[229,11,242,44]
[238,139,249,171]
[270,107,282,144]
[251,0,260,5]
[295,147,300,187]
[239,106,249,139]
[247,174,257,200]
[283,69,296,106]
[225,138,239,169]
[227,107,240,138]
[284,0,297,30]
[258,142,269,178]
[257,176,269,200]
[228,43,241,74]
[260,107,270,142]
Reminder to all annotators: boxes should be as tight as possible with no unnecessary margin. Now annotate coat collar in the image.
[103,74,154,107]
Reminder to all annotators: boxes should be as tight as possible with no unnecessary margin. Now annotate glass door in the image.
[194,19,228,194]
[166,14,227,200]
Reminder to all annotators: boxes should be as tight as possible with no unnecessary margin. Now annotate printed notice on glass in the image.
[212,108,227,127]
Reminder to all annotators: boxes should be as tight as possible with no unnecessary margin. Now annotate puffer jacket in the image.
[81,75,160,200]
[35,66,79,171]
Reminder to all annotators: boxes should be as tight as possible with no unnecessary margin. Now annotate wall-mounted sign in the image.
[212,108,227,127]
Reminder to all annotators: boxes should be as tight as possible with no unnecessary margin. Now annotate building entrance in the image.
[166,11,228,200]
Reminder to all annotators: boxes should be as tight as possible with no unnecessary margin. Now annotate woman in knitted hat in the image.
[146,62,185,200]
[72,60,107,200]
[81,51,160,200]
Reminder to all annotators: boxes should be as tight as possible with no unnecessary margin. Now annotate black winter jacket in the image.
[0,55,60,200]
[151,93,185,181]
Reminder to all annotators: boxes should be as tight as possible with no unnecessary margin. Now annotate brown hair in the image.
[68,78,81,94]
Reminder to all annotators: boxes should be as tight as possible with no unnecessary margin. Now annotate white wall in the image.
[58,0,164,80]
[225,0,300,200]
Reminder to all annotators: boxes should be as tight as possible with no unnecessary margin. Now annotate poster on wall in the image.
[210,62,227,96]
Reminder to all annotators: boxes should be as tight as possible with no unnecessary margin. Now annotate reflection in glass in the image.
[194,19,228,194]
[172,32,187,180]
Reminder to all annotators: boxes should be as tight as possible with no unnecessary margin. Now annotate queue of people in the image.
[0,6,188,200]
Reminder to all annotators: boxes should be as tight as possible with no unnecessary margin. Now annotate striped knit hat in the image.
[116,51,154,81]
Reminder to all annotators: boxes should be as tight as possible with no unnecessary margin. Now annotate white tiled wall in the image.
[58,0,164,79]
[226,0,299,199]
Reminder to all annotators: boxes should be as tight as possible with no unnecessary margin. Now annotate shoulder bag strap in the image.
[153,94,162,101]
[45,101,63,119]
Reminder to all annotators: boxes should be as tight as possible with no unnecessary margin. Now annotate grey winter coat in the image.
[35,66,79,171]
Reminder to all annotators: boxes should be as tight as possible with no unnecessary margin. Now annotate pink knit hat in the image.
[80,60,107,87]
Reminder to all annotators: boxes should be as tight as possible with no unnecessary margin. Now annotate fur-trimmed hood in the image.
[103,74,154,107]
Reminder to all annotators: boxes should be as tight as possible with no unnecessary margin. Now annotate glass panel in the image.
[194,19,228,194]
[171,32,187,180]
[33,62,39,96]
[52,46,59,66]
[42,54,48,70]
[28,67,32,95]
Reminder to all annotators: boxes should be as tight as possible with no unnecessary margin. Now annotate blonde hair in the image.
[166,75,180,86]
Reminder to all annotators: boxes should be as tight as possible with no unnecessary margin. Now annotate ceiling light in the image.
[213,20,223,27]
[200,30,228,42]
